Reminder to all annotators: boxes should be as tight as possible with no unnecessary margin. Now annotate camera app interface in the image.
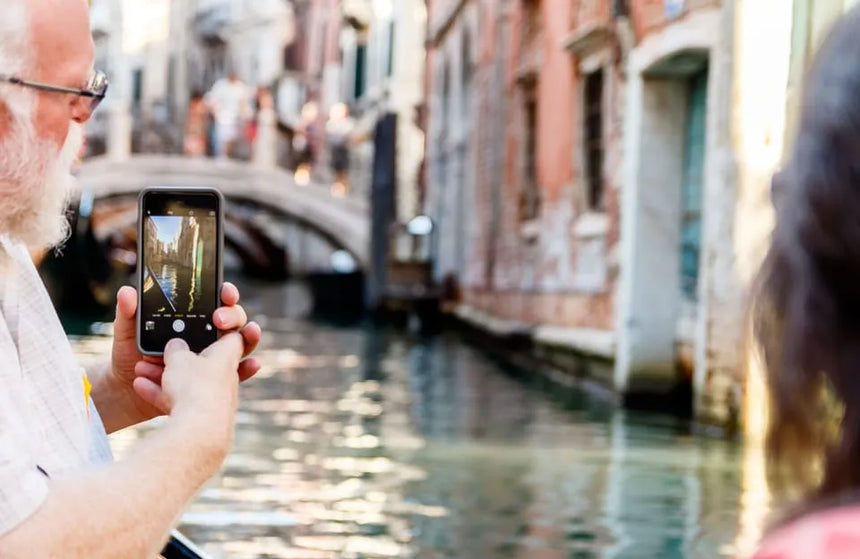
[140,194,219,353]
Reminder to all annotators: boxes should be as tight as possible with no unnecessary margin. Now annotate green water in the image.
[68,280,768,559]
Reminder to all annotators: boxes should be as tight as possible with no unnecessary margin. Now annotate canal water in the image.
[68,280,770,559]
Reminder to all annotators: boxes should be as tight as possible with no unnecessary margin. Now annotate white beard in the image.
[0,114,84,249]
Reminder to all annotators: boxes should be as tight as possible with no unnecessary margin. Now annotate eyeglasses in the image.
[0,69,109,113]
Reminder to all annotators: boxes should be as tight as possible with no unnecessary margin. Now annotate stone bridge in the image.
[75,155,371,268]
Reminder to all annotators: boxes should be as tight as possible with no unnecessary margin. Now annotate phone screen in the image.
[138,189,221,354]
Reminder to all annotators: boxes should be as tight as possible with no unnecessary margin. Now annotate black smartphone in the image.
[137,186,224,356]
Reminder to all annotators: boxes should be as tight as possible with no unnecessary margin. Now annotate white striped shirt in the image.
[0,238,111,536]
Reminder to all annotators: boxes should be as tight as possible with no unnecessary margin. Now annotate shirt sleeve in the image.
[0,429,49,536]
[0,334,49,536]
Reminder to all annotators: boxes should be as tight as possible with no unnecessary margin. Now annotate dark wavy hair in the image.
[752,6,860,519]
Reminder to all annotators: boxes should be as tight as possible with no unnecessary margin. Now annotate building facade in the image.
[190,0,294,90]
[338,0,427,211]
[424,0,840,430]
[616,0,750,427]
[425,0,628,393]
[88,0,295,157]
[282,0,426,214]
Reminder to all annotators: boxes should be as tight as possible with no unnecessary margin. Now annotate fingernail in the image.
[213,310,223,325]
[165,338,189,353]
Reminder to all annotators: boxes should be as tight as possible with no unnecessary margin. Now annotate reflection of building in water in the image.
[519,408,612,558]
[399,336,539,556]
[599,414,748,557]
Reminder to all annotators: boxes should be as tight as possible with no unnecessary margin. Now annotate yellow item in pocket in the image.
[82,372,92,419]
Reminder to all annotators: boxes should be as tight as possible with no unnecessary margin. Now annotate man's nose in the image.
[71,98,92,124]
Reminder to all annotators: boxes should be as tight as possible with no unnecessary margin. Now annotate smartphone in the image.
[137,186,224,356]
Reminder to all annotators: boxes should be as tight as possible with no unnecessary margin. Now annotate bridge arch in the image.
[75,156,370,268]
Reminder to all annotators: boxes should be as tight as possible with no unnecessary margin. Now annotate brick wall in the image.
[423,0,623,333]
[467,288,615,330]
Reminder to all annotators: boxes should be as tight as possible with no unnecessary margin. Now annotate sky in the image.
[150,215,183,245]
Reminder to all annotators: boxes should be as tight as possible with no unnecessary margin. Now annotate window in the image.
[354,42,367,99]
[583,69,605,211]
[317,25,328,75]
[441,63,451,130]
[167,56,176,111]
[386,21,395,78]
[613,0,629,17]
[520,89,540,221]
[283,39,303,72]
[461,33,472,121]
[522,0,540,41]
[680,69,708,300]
[131,68,143,109]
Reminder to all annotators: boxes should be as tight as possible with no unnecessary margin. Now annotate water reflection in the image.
[155,262,203,313]
[70,282,768,558]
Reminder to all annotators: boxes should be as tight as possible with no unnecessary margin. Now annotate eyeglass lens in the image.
[87,71,108,112]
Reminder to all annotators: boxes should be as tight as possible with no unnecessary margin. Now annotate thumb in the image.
[133,377,170,415]
[113,286,138,341]
[163,338,191,366]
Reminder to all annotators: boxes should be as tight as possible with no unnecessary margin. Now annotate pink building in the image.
[425,0,626,372]
[426,0,740,425]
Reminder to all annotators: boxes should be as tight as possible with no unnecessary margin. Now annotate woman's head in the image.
[753,6,860,509]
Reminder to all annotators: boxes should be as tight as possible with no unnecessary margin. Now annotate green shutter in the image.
[355,44,367,99]
[680,70,708,300]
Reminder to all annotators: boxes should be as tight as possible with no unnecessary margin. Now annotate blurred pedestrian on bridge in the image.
[326,102,355,197]
[251,85,277,168]
[205,72,252,159]
[293,100,319,185]
[183,92,209,157]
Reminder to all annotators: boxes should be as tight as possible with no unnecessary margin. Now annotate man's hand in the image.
[95,282,262,433]
[136,334,245,456]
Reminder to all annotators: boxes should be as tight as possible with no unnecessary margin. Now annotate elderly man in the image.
[0,1,262,557]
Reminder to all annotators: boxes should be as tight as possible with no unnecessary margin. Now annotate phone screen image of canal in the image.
[70,280,769,559]
[151,261,203,314]
[143,215,214,315]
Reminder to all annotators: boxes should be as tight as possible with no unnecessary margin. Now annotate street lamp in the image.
[406,215,433,236]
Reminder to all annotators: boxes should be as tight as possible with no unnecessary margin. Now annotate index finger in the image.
[201,331,244,364]
[220,282,240,306]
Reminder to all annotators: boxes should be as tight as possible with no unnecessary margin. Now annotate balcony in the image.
[562,0,614,58]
